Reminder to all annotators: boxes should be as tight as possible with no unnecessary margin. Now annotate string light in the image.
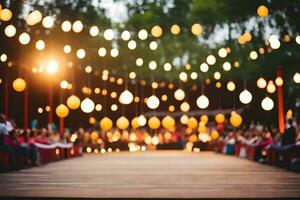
[4,25,16,37]
[61,21,72,32]
[42,16,54,28]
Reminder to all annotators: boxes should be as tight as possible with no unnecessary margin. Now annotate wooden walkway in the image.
[1,151,300,199]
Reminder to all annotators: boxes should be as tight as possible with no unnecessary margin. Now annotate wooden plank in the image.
[0,151,300,198]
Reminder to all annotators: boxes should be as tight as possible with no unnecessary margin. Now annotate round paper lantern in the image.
[116,116,129,130]
[131,117,139,129]
[239,89,252,104]
[148,116,161,129]
[90,131,98,141]
[187,117,198,129]
[211,130,219,140]
[119,90,133,105]
[89,117,96,125]
[12,78,26,92]
[257,77,267,89]
[100,117,113,131]
[257,5,268,17]
[80,97,95,113]
[138,115,147,126]
[66,95,81,110]
[230,113,243,127]
[200,115,209,125]
[196,95,209,109]
[261,97,274,111]
[180,102,190,112]
[215,113,225,124]
[0,8,12,21]
[147,95,160,109]
[162,115,175,129]
[174,88,185,101]
[55,104,69,118]
[198,123,207,133]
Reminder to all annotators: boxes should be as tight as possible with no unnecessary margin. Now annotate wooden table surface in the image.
[1,151,300,199]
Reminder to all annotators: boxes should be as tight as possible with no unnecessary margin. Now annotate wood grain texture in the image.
[0,151,300,198]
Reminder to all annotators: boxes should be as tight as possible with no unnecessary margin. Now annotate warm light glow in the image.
[261,97,274,111]
[80,98,95,113]
[0,8,13,21]
[257,5,268,17]
[110,48,119,57]
[128,40,137,50]
[187,117,198,129]
[215,113,225,124]
[76,49,86,59]
[138,115,147,127]
[257,77,267,89]
[100,117,113,131]
[147,95,160,109]
[275,77,283,86]
[200,63,209,72]
[119,90,134,105]
[151,25,163,37]
[55,104,69,118]
[149,41,158,50]
[60,80,68,89]
[116,116,129,130]
[148,116,161,129]
[191,23,203,36]
[179,72,188,82]
[64,45,72,54]
[121,30,131,41]
[180,102,190,112]
[0,54,7,62]
[218,48,227,58]
[239,89,252,104]
[230,112,243,127]
[98,47,107,57]
[227,81,235,91]
[223,62,231,71]
[293,72,300,83]
[61,21,72,32]
[138,29,148,40]
[35,40,45,51]
[89,26,99,37]
[180,115,189,125]
[72,20,83,33]
[66,95,81,110]
[206,55,216,65]
[12,78,26,92]
[19,32,30,45]
[214,71,221,80]
[249,51,258,60]
[162,115,175,129]
[196,95,209,109]
[47,60,59,74]
[111,104,118,111]
[104,29,114,40]
[269,35,281,49]
[4,25,16,37]
[170,24,180,35]
[163,63,172,71]
[174,88,185,101]
[191,72,198,80]
[42,16,54,28]
[149,61,157,70]
[136,58,143,66]
[26,10,42,26]
[267,80,276,93]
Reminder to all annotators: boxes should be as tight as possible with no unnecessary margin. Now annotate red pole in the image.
[277,66,285,133]
[4,74,9,118]
[24,70,29,129]
[59,117,64,136]
[48,81,53,125]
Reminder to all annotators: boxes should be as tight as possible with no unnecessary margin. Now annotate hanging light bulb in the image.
[26,10,43,26]
[180,102,190,112]
[72,20,83,33]
[293,72,300,83]
[261,97,274,111]
[147,95,160,109]
[257,77,267,89]
[227,81,235,91]
[239,89,252,104]
[80,97,95,113]
[119,90,133,105]
[138,115,147,126]
[4,24,16,37]
[266,81,276,93]
[42,16,54,28]
[61,20,72,32]
[196,95,209,109]
[174,88,185,101]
